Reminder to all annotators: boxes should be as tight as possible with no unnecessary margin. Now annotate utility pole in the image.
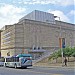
[54,16,64,66]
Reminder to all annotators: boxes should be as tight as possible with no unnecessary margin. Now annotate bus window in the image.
[0,57,5,62]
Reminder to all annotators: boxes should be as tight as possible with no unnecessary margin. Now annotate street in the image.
[0,66,75,75]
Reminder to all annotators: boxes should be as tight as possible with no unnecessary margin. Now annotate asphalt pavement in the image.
[0,66,75,75]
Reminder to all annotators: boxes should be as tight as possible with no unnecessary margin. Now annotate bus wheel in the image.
[14,64,17,69]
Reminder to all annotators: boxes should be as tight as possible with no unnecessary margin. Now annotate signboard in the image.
[62,38,65,48]
[59,38,65,48]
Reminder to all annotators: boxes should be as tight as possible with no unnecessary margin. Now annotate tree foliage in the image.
[49,47,75,61]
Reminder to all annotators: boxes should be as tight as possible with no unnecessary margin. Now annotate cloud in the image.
[17,0,74,6]
[0,4,26,29]
[68,10,75,24]
[69,10,75,15]
[48,10,70,22]
[57,0,74,6]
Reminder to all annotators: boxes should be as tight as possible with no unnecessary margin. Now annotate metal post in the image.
[54,16,64,66]
[61,48,63,66]
[59,19,63,66]
[59,17,64,66]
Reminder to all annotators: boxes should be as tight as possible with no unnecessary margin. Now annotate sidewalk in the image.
[33,62,75,69]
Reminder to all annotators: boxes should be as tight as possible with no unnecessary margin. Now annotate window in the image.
[6,57,19,62]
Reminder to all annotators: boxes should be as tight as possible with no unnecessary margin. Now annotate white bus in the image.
[4,54,32,68]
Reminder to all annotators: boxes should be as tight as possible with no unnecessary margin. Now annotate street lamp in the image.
[54,16,64,66]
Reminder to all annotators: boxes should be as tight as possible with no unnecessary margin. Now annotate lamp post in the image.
[54,16,64,66]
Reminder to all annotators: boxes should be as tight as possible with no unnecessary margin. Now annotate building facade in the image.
[0,10,75,58]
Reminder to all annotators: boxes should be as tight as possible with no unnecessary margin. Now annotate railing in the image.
[33,50,54,64]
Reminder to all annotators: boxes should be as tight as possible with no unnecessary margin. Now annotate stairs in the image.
[32,48,59,64]
[32,50,53,64]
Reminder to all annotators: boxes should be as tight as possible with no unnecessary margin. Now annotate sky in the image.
[0,0,75,29]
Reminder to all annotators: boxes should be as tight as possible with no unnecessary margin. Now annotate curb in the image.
[33,65,75,69]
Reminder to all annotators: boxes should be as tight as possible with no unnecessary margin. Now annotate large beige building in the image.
[0,10,75,59]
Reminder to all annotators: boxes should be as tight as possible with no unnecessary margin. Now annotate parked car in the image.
[0,57,5,66]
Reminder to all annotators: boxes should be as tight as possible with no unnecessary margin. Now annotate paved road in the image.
[0,66,74,75]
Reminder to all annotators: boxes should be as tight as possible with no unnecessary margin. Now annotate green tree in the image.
[48,47,75,62]
[71,52,75,57]
[71,47,75,58]
[63,47,72,61]
[48,51,60,63]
